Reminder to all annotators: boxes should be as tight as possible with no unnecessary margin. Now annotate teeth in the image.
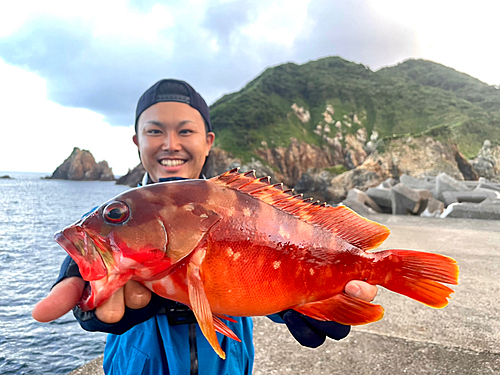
[160,159,185,167]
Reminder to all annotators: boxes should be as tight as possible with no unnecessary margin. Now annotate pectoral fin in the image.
[165,203,222,264]
[294,293,385,326]
[187,249,226,359]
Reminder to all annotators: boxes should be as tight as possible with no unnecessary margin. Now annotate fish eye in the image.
[103,201,130,225]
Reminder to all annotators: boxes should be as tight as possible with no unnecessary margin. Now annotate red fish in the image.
[55,169,459,359]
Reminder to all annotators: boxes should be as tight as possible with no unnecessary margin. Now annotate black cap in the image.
[135,79,212,132]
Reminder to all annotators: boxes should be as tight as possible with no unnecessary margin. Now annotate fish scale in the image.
[55,168,459,360]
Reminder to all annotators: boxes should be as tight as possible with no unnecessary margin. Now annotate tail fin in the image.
[374,250,459,308]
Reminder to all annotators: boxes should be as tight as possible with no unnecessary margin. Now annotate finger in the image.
[95,287,125,324]
[345,280,378,302]
[124,280,151,309]
[32,277,86,322]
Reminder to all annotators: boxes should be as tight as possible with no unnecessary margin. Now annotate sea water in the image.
[0,172,130,374]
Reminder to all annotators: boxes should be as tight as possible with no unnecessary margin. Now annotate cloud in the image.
[0,0,316,127]
[0,58,139,174]
[0,15,168,127]
[0,0,498,134]
[290,0,419,70]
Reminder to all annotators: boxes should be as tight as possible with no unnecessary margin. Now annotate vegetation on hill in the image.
[210,57,500,161]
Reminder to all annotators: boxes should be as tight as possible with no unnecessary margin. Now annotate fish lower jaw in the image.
[78,283,95,312]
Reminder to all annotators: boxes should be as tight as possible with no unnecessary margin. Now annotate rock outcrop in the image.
[470,140,500,182]
[116,163,146,187]
[326,152,397,203]
[294,136,480,204]
[50,147,115,181]
[256,139,336,187]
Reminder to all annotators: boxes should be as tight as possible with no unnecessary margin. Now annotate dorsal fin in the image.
[212,169,389,251]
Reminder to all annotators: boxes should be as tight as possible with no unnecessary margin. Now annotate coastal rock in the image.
[434,172,470,202]
[390,183,422,215]
[50,148,115,181]
[400,174,436,190]
[469,140,500,182]
[344,133,368,169]
[256,139,336,187]
[366,187,392,213]
[384,137,466,180]
[326,152,396,203]
[342,188,382,215]
[441,189,498,206]
[441,202,500,220]
[294,169,338,202]
[116,163,146,187]
[420,197,445,217]
[0,175,12,179]
[205,147,241,178]
[237,159,278,183]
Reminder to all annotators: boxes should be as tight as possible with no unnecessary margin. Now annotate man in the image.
[33,79,378,374]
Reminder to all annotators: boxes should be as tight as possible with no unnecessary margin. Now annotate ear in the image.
[133,134,139,147]
[205,132,215,156]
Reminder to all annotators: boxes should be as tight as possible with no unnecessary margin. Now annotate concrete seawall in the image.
[69,214,500,374]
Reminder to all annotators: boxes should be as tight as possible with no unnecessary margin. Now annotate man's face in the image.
[133,102,215,182]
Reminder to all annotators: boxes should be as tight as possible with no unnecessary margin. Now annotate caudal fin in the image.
[375,250,459,308]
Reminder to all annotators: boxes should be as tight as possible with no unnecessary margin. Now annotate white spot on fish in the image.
[233,252,241,261]
[163,278,176,296]
[138,268,154,278]
[200,213,208,218]
[279,225,290,239]
[226,206,236,216]
[273,261,281,269]
[243,207,251,217]
[184,203,195,211]
[309,268,315,276]
[227,247,234,257]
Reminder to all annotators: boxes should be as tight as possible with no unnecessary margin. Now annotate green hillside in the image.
[210,57,500,161]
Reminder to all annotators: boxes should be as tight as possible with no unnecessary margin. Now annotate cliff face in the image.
[321,136,481,203]
[50,147,114,181]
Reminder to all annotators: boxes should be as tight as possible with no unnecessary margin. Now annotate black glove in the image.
[55,255,163,335]
[73,293,164,335]
[279,310,351,348]
[53,255,83,287]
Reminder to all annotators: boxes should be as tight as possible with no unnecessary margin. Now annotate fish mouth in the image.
[54,227,132,311]
[54,228,107,281]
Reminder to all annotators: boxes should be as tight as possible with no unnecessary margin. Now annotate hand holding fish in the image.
[32,273,376,323]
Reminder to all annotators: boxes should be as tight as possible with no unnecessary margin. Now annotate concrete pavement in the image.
[69,215,500,374]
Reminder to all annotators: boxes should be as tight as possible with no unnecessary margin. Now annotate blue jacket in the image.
[103,315,254,375]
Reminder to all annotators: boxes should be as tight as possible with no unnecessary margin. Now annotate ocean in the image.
[0,172,130,374]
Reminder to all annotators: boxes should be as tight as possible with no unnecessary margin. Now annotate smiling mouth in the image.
[160,159,186,167]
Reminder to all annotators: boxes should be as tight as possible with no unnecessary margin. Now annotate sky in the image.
[0,0,498,176]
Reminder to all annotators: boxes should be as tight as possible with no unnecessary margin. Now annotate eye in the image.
[147,129,162,135]
[103,201,130,225]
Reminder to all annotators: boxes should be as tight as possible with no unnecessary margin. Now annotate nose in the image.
[162,131,182,152]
